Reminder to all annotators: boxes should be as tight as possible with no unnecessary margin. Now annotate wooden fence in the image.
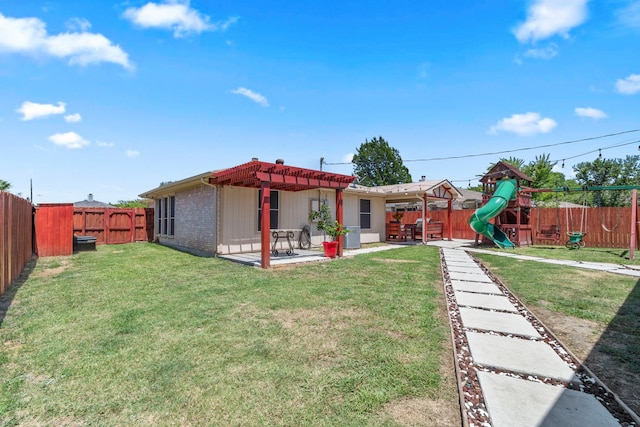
[34,206,154,257]
[0,192,33,297]
[387,206,640,249]
[35,204,74,257]
[73,208,154,245]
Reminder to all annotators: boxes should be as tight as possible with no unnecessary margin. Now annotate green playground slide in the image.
[468,179,517,249]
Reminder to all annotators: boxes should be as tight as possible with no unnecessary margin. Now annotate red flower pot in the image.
[322,241,338,258]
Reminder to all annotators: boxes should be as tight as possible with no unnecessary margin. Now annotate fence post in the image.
[631,189,637,261]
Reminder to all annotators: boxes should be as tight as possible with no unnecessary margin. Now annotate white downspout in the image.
[415,193,426,244]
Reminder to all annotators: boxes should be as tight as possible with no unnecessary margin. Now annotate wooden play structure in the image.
[478,161,534,247]
[473,162,640,257]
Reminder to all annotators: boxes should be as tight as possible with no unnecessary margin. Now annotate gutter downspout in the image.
[201,177,219,257]
[415,193,426,244]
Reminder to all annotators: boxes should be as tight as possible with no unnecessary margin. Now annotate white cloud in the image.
[64,113,82,123]
[615,73,640,94]
[48,131,89,149]
[574,107,607,119]
[65,17,91,32]
[489,112,558,136]
[524,44,558,59]
[513,0,589,43]
[123,1,237,38]
[230,87,269,106]
[96,140,114,147]
[0,12,133,69]
[17,101,66,120]
[126,150,140,158]
[616,1,640,28]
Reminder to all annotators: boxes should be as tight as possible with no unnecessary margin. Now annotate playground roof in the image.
[481,161,533,184]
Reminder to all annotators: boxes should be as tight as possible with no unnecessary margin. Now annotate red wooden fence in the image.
[1,192,34,297]
[73,208,153,245]
[35,204,74,256]
[387,206,640,249]
[34,206,154,257]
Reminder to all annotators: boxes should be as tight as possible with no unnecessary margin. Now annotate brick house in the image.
[139,159,462,268]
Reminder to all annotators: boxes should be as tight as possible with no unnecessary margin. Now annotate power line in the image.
[449,138,640,184]
[322,128,640,166]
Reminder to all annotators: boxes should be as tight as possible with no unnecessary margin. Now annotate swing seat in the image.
[565,231,586,249]
[536,224,561,242]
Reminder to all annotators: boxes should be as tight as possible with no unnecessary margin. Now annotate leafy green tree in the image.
[0,179,11,192]
[114,199,148,208]
[522,154,563,203]
[572,156,640,206]
[352,136,412,186]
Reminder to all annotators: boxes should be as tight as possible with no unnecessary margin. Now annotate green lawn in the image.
[472,251,640,372]
[0,243,457,426]
[480,244,640,265]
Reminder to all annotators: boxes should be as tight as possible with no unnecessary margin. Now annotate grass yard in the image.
[480,244,640,265]
[472,250,640,414]
[0,243,459,426]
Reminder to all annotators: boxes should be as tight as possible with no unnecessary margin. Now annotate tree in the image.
[351,136,412,186]
[0,179,11,192]
[572,155,640,206]
[521,154,562,204]
[114,199,148,208]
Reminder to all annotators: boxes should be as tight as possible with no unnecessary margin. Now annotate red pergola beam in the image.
[210,160,356,268]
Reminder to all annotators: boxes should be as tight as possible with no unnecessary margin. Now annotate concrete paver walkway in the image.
[438,245,639,426]
[464,246,640,278]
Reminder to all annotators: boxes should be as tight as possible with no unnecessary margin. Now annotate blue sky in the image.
[1,0,639,203]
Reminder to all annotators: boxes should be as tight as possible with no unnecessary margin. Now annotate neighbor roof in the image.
[350,179,463,203]
[74,195,115,208]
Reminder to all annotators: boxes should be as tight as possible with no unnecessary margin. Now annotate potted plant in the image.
[309,204,350,258]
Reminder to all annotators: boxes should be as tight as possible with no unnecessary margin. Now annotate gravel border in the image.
[441,248,640,427]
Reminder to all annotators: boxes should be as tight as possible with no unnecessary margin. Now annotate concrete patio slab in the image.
[450,280,502,295]
[446,265,485,275]
[442,252,472,260]
[448,271,494,283]
[444,259,476,266]
[466,332,578,382]
[459,307,541,338]
[477,371,620,427]
[455,292,517,312]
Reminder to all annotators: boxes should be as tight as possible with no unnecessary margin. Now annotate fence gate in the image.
[106,210,134,244]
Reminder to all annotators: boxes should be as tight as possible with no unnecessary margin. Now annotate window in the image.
[169,196,175,236]
[156,199,162,234]
[258,190,279,230]
[360,198,371,229]
[162,198,168,235]
[157,196,175,236]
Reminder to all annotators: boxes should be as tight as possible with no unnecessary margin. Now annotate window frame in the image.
[359,198,371,229]
[257,189,279,231]
[157,195,176,237]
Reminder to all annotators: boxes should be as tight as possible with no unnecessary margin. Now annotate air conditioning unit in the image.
[344,226,361,249]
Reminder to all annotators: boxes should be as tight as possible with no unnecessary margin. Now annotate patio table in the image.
[271,230,297,255]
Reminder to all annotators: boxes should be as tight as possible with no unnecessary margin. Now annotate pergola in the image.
[209,160,356,268]
[379,180,463,242]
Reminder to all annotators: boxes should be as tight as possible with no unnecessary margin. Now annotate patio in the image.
[218,239,477,267]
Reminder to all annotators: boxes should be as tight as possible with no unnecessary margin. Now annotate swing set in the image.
[526,185,640,258]
[563,194,588,249]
